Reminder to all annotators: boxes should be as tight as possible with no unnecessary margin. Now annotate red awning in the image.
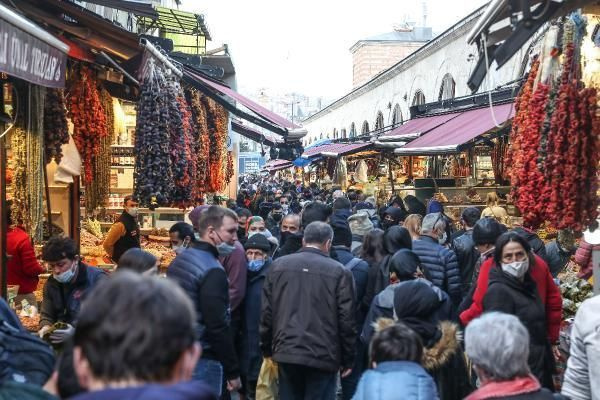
[263,159,293,172]
[394,103,515,155]
[188,71,299,130]
[303,142,372,158]
[380,111,462,141]
[231,119,283,147]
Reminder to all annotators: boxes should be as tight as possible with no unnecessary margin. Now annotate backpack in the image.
[0,320,55,386]
[344,257,362,271]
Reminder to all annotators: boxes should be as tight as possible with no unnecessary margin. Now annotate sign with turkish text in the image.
[0,17,66,87]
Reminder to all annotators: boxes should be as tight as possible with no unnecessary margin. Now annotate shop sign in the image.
[0,18,66,88]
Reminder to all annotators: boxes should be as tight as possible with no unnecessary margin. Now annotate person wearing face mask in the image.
[279,195,291,216]
[38,236,106,343]
[236,208,252,245]
[482,233,559,390]
[412,213,462,308]
[459,227,562,357]
[169,222,195,255]
[167,206,242,397]
[241,234,273,399]
[382,206,408,231]
[274,214,302,259]
[103,195,141,263]
[265,204,284,239]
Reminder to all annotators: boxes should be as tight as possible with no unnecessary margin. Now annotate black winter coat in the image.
[241,260,272,383]
[273,232,303,259]
[452,230,479,293]
[483,268,555,390]
[260,247,356,372]
[512,227,550,265]
[333,246,369,327]
[40,262,105,327]
[412,236,462,305]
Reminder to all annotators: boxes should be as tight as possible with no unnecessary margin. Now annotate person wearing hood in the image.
[404,195,427,217]
[392,280,474,400]
[241,234,274,399]
[512,224,549,265]
[361,249,451,346]
[332,225,370,400]
[382,206,408,231]
[466,312,559,400]
[363,226,413,314]
[545,229,576,277]
[412,213,462,307]
[353,321,439,400]
[70,272,216,400]
[482,233,557,390]
[167,206,241,396]
[348,212,374,255]
[356,198,381,229]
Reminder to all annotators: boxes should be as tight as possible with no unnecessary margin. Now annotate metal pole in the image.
[139,38,183,78]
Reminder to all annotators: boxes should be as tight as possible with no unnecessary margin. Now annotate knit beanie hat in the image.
[244,233,272,253]
[348,213,374,236]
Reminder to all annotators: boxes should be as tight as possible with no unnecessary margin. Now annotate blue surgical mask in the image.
[248,259,265,272]
[54,261,77,283]
[217,242,236,256]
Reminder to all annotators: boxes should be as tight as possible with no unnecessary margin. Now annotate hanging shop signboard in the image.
[0,9,68,88]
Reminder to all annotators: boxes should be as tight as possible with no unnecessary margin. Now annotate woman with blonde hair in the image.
[481,192,508,222]
[404,214,423,241]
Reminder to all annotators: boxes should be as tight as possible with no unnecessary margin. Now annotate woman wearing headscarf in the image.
[363,226,413,312]
[393,280,474,400]
[404,195,427,217]
[382,207,408,231]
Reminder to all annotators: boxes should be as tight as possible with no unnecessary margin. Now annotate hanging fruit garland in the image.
[187,89,209,196]
[176,93,196,206]
[43,88,69,164]
[68,66,109,185]
[166,77,189,204]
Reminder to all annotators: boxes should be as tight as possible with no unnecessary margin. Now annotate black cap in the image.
[244,233,271,252]
[332,225,352,247]
[389,249,421,280]
[473,217,503,246]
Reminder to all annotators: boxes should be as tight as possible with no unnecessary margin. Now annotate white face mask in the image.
[54,261,77,283]
[501,259,529,279]
[281,204,289,213]
[127,207,139,217]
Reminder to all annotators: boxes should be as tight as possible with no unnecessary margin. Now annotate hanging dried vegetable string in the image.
[226,151,234,185]
[202,96,228,193]
[188,89,210,196]
[134,59,173,206]
[166,77,189,204]
[176,91,195,206]
[10,127,27,227]
[68,65,108,185]
[43,88,69,164]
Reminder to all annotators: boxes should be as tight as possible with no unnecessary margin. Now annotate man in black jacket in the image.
[167,206,241,397]
[452,207,481,294]
[260,221,356,400]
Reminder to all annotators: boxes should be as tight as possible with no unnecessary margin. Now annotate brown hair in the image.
[197,205,238,237]
[486,192,500,208]
[404,214,423,239]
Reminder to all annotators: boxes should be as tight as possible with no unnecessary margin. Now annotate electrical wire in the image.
[0,85,19,139]
[482,34,515,129]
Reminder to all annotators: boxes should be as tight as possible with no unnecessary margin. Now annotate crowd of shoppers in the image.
[3,178,599,400]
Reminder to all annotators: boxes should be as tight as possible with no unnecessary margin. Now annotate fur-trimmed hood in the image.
[373,318,462,371]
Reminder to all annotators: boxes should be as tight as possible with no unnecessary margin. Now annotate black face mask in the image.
[280,231,293,246]
[382,220,395,231]
[272,213,283,222]
[237,227,246,239]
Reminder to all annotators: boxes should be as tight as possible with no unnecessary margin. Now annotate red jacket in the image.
[460,254,562,342]
[7,227,45,294]
[574,240,600,280]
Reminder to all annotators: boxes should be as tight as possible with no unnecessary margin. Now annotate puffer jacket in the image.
[334,246,369,326]
[352,361,439,400]
[260,247,356,372]
[167,241,239,379]
[452,230,479,292]
[561,295,600,400]
[412,236,461,305]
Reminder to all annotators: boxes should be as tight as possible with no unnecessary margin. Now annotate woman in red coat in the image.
[6,203,45,305]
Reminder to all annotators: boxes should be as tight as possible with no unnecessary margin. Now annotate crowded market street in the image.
[0,0,599,399]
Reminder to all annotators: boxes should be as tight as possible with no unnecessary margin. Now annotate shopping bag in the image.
[255,357,279,400]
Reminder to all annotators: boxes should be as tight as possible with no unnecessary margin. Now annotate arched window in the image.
[361,120,370,135]
[319,132,323,140]
[412,90,426,106]
[333,128,338,139]
[392,103,403,126]
[438,74,456,101]
[375,111,384,132]
[341,128,347,138]
[350,122,356,138]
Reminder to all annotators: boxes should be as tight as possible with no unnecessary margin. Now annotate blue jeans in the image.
[193,358,223,397]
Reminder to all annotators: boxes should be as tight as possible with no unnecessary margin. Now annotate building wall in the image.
[303,10,529,146]
[352,42,426,88]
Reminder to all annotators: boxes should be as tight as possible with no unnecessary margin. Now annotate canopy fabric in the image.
[231,119,283,147]
[394,103,515,155]
[263,159,293,172]
[76,0,158,18]
[303,142,372,158]
[380,111,462,140]
[189,71,299,130]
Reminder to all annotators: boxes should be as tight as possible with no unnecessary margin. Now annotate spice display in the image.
[187,89,209,196]
[133,60,174,206]
[10,127,27,227]
[43,88,69,164]
[507,17,600,231]
[166,78,190,204]
[202,96,229,193]
[226,151,234,185]
[68,66,109,185]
